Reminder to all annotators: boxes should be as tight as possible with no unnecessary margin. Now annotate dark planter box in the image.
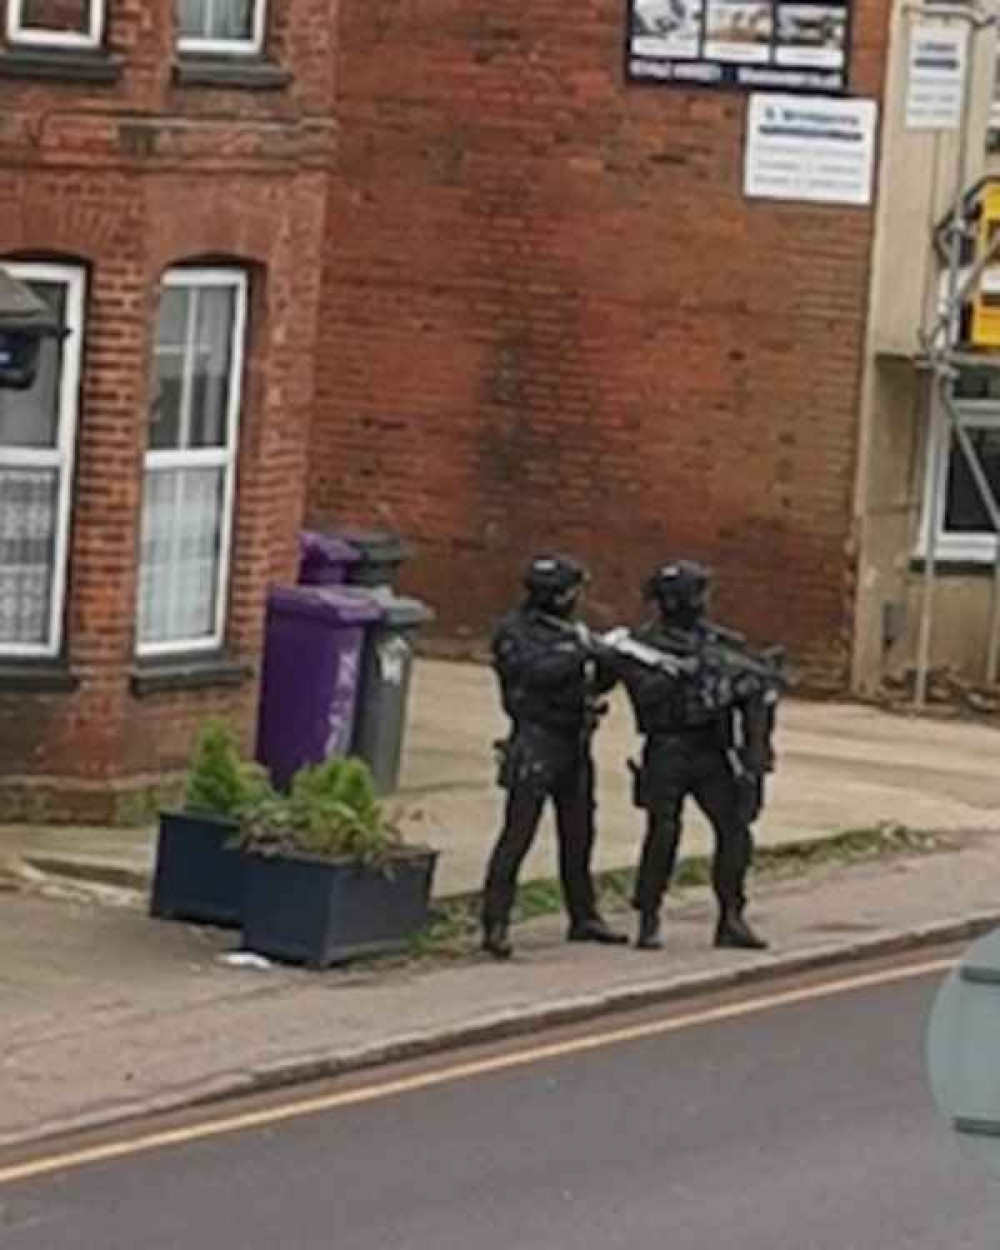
[150,811,245,929]
[242,849,439,967]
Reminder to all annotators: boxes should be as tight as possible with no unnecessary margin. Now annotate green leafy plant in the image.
[184,721,275,819]
[239,756,412,869]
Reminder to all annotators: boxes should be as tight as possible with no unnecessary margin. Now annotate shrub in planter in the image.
[238,756,439,967]
[150,721,274,929]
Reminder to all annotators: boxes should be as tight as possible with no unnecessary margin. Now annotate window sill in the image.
[0,662,80,694]
[172,57,290,90]
[0,47,122,83]
[909,557,997,577]
[131,654,254,697]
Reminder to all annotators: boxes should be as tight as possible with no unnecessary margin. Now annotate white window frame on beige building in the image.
[175,0,268,56]
[6,0,105,49]
[917,262,1000,563]
[0,262,85,659]
[917,390,1000,564]
[136,267,247,659]
[991,50,1000,140]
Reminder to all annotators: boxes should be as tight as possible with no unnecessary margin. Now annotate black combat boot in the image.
[567,916,629,945]
[482,921,513,960]
[636,911,663,951]
[714,905,768,951]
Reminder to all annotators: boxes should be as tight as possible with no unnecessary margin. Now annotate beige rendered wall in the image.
[852,0,997,692]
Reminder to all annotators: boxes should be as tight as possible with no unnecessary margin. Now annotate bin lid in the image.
[367,588,435,628]
[335,527,411,564]
[267,585,384,626]
[299,530,361,571]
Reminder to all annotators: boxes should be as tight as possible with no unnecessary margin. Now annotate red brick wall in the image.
[0,1,335,817]
[312,0,890,682]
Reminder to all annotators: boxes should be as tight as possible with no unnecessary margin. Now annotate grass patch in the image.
[401,823,947,964]
[752,823,943,876]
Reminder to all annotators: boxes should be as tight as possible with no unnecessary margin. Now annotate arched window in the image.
[136,266,249,656]
[0,261,85,658]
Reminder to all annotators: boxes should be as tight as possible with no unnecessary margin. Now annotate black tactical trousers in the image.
[482,727,599,930]
[633,733,752,917]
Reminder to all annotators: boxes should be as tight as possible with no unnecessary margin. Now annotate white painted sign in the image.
[744,93,878,206]
[378,637,409,686]
[905,23,967,131]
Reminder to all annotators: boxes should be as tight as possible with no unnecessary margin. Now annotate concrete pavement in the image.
[3,825,1000,1152]
[2,659,1000,896]
[402,661,1000,893]
[2,656,1000,1155]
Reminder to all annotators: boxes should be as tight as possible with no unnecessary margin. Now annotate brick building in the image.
[0,0,333,819]
[4,0,993,819]
[312,0,890,685]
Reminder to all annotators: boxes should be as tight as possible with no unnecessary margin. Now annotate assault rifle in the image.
[541,612,788,700]
[699,635,789,697]
[541,613,789,824]
[539,615,699,679]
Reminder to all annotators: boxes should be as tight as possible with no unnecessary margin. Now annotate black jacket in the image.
[492,605,616,736]
[621,619,741,737]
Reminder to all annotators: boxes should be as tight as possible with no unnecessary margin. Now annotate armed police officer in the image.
[617,561,784,953]
[481,556,629,960]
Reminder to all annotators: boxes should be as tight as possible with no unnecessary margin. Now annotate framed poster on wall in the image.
[626,0,851,93]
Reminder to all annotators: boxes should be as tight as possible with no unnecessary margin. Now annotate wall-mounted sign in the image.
[744,93,877,205]
[905,23,967,131]
[627,0,850,93]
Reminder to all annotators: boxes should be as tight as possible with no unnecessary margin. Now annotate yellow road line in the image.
[0,955,952,1188]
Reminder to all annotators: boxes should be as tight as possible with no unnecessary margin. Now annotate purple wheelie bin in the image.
[255,585,383,791]
[297,532,361,586]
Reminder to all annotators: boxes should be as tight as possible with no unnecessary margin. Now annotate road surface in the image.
[1,957,996,1249]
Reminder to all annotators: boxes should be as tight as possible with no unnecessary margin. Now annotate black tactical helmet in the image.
[643,560,711,619]
[523,554,588,612]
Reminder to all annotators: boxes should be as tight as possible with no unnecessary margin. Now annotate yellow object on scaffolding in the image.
[971,183,1000,348]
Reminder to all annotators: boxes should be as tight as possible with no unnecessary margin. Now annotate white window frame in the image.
[0,262,85,660]
[917,266,1000,563]
[176,0,267,56]
[992,49,1000,140]
[6,0,104,49]
[137,267,247,659]
[917,394,1000,564]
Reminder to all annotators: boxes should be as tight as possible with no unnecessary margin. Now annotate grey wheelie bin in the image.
[350,590,435,794]
[338,529,412,590]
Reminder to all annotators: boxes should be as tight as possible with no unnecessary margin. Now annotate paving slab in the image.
[3,659,1000,899]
